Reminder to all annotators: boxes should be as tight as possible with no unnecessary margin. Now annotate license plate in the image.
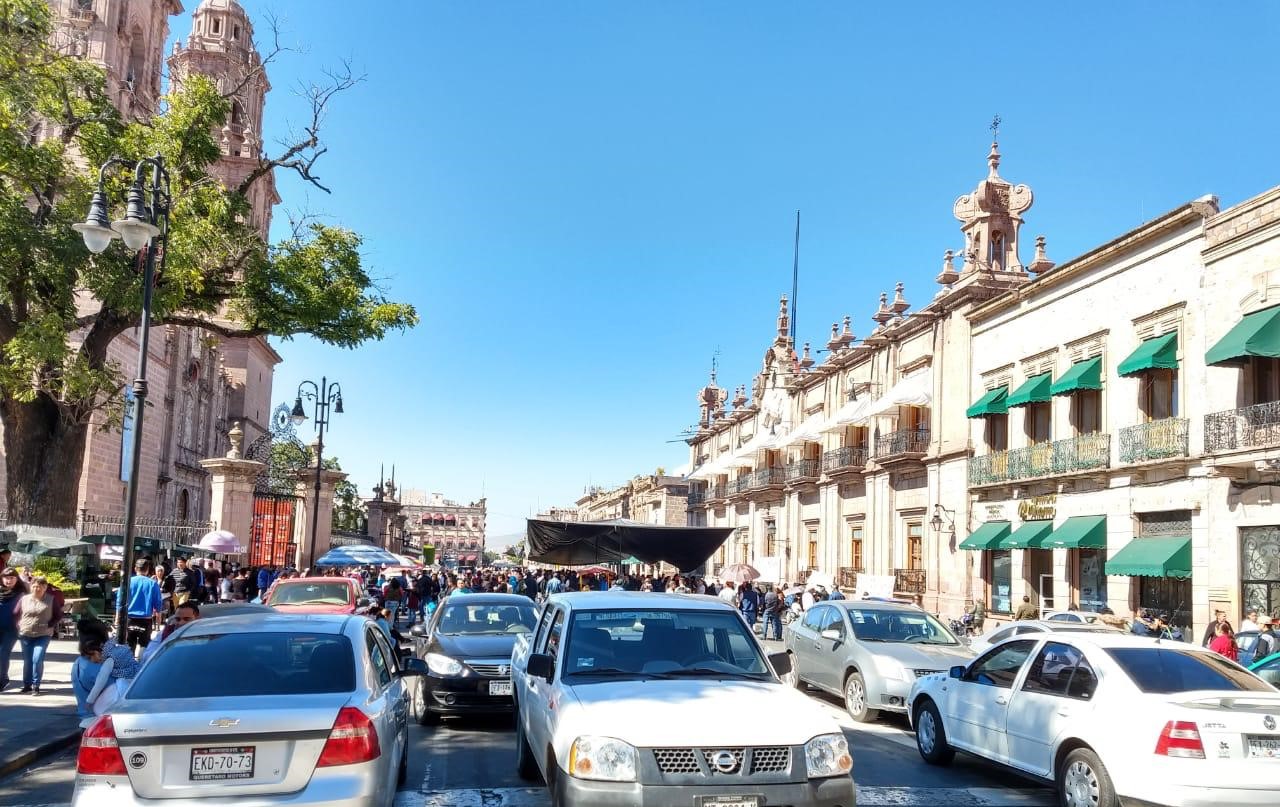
[1247,736,1280,759]
[489,680,513,696]
[190,746,255,781]
[697,798,760,807]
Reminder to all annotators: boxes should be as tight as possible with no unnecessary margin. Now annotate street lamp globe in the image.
[72,188,117,254]
[290,396,308,424]
[334,395,344,414]
[110,182,161,250]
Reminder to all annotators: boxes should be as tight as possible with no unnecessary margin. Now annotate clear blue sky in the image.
[217,1,1279,545]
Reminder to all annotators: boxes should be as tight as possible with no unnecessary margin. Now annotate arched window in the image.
[177,489,190,521]
[126,27,145,89]
[230,100,244,126]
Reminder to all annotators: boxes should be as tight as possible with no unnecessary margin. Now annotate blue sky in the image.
[210,1,1280,544]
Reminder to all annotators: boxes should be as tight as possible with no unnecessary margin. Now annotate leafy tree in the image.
[0,2,417,526]
[503,540,525,560]
[332,477,364,531]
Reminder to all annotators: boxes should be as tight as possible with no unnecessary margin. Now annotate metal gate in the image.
[245,404,308,568]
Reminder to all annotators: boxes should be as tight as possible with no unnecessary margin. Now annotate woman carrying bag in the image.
[16,575,62,695]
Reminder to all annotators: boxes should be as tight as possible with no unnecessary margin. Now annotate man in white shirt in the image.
[1242,610,1260,633]
[801,587,816,611]
[718,582,738,604]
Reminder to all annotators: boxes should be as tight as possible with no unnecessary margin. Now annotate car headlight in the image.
[874,655,906,681]
[568,736,637,782]
[425,652,464,676]
[804,733,853,778]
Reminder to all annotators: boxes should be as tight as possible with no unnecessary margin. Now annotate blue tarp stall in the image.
[525,518,734,572]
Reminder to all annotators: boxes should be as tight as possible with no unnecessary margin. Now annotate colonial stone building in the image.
[573,475,691,526]
[0,0,281,535]
[400,490,488,568]
[685,141,1280,640]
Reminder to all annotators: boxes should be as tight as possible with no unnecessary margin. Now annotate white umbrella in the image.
[720,563,760,584]
[198,530,244,554]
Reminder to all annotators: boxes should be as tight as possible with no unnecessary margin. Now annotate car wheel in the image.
[515,713,541,781]
[1058,747,1116,807]
[913,700,954,766]
[843,671,879,723]
[415,680,440,726]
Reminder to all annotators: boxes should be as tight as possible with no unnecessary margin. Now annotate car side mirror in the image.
[528,652,555,682]
[410,624,427,638]
[949,665,965,680]
[820,629,843,641]
[768,651,792,677]
[399,657,428,676]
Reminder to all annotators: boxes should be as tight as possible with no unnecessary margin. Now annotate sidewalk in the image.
[0,638,85,777]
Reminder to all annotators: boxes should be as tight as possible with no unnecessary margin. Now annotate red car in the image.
[261,576,367,614]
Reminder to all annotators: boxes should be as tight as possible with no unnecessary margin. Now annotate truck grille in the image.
[652,746,791,776]
[466,662,510,677]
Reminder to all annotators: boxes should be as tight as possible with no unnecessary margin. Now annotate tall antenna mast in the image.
[790,210,800,343]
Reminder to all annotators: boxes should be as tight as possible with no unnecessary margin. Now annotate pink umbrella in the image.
[719,563,760,584]
[197,530,243,554]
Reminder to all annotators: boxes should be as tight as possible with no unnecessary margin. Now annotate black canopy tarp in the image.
[526,518,734,572]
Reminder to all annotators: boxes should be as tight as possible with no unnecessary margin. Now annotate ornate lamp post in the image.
[290,378,343,569]
[74,155,171,644]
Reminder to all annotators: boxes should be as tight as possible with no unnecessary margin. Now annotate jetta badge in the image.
[711,750,738,773]
[209,718,240,728]
[1265,715,1276,731]
[499,665,511,676]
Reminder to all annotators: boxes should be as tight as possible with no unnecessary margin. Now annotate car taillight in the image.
[77,715,127,775]
[317,707,381,767]
[1154,720,1205,759]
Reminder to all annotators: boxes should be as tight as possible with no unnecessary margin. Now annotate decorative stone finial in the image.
[891,282,909,316]
[732,385,747,409]
[839,315,855,346]
[777,294,790,338]
[1028,234,1055,274]
[873,292,892,325]
[936,249,960,285]
[827,322,841,351]
[799,343,814,369]
[226,421,244,459]
[987,141,1001,178]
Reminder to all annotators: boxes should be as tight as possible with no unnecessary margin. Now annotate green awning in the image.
[1105,536,1192,578]
[1040,515,1107,549]
[1117,333,1178,377]
[1000,520,1054,549]
[966,386,1009,418]
[1050,357,1103,396]
[1206,306,1280,366]
[958,521,1011,551]
[1006,372,1053,407]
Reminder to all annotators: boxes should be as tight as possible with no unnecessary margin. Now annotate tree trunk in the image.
[0,393,90,528]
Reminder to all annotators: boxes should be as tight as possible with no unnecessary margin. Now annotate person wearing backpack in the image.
[1252,616,1278,664]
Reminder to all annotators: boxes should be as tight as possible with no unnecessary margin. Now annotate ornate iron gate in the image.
[244,404,308,568]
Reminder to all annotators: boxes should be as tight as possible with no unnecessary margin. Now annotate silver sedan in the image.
[71,612,426,807]
[785,600,975,722]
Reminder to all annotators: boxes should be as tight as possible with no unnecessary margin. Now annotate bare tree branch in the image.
[237,61,363,197]
[158,314,270,341]
[219,12,296,101]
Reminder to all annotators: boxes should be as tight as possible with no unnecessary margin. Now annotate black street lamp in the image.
[73,154,171,644]
[291,378,343,569]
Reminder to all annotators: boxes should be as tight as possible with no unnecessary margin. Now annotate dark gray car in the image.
[784,600,975,722]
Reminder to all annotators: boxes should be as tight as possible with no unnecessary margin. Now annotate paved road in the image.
[1,692,1054,807]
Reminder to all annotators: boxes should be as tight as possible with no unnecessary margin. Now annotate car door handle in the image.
[1057,707,1072,717]
[995,695,1008,705]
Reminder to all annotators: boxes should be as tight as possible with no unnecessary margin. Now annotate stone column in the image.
[365,481,404,552]
[293,462,349,572]
[201,422,265,554]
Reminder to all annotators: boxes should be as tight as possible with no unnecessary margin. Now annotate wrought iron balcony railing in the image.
[1205,400,1280,453]
[1119,418,1189,463]
[875,428,930,459]
[749,466,786,489]
[837,567,860,590]
[968,433,1111,486]
[686,490,706,507]
[893,568,927,595]
[822,446,868,473]
[728,476,752,495]
[784,459,820,482]
[707,484,727,500]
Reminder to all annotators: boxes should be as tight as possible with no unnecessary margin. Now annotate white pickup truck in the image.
[511,591,856,807]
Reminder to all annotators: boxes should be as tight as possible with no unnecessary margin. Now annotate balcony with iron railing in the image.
[749,466,786,490]
[727,476,752,496]
[1205,400,1280,454]
[874,428,929,463]
[837,567,860,590]
[822,446,868,475]
[968,433,1111,487]
[686,490,706,507]
[1119,418,1189,464]
[784,459,820,484]
[893,568,927,595]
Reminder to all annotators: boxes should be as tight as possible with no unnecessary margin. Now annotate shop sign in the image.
[1018,494,1057,521]
[985,504,1007,521]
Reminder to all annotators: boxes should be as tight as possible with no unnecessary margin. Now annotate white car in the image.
[968,619,1117,655]
[908,632,1280,807]
[511,592,855,807]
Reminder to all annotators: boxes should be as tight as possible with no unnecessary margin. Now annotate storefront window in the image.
[1242,525,1280,617]
[990,550,1012,614]
[1138,576,1192,638]
[1077,549,1107,612]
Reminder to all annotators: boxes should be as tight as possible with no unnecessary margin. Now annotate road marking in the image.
[392,786,1054,806]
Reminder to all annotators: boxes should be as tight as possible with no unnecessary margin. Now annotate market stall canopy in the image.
[1206,305,1280,366]
[1117,333,1179,377]
[12,525,82,555]
[314,544,402,567]
[526,518,734,572]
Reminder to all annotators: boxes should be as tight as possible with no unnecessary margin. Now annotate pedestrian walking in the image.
[968,598,986,634]
[1242,610,1261,634]
[1013,595,1039,621]
[117,558,164,656]
[0,566,28,691]
[762,586,784,641]
[15,575,61,694]
[739,583,760,627]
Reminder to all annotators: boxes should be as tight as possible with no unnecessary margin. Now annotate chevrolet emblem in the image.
[209,718,240,728]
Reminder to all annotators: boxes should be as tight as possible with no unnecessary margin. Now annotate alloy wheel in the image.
[845,677,866,716]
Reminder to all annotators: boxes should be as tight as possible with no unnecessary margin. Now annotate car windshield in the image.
[846,608,959,645]
[561,609,772,679]
[266,582,352,606]
[128,632,355,698]
[1107,647,1275,694]
[436,603,537,635]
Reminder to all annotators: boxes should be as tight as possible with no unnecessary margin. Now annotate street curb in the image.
[0,727,82,779]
